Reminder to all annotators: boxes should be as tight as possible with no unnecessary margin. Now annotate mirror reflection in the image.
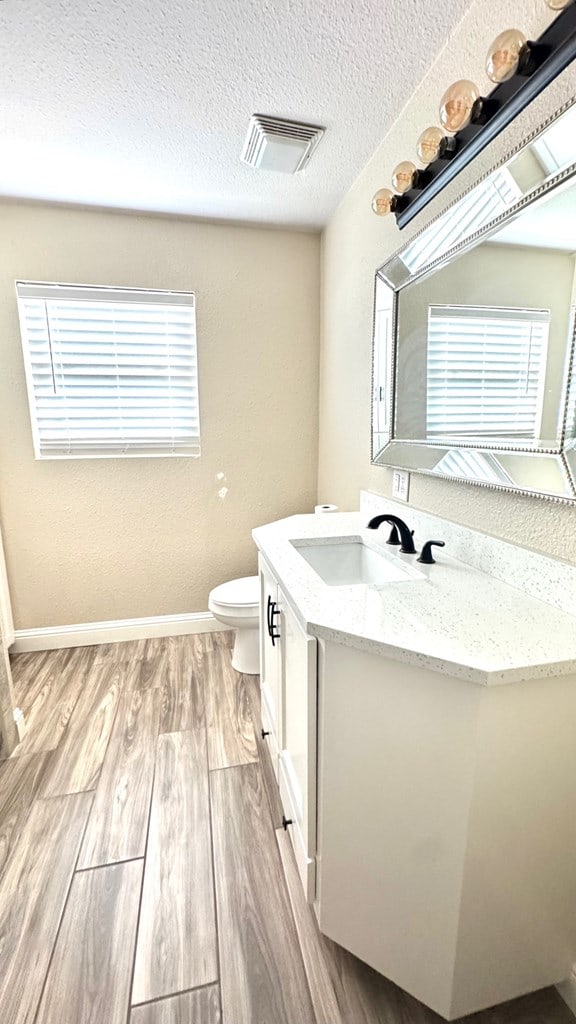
[396,178,576,449]
[373,101,576,502]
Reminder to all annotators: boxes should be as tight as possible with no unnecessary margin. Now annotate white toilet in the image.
[208,575,260,674]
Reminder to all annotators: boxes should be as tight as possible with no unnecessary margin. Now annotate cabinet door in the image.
[258,556,281,774]
[278,593,317,901]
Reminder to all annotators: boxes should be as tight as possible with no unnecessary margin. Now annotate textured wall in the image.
[319,0,576,561]
[0,203,320,628]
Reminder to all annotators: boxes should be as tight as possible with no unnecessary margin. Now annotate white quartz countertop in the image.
[252,512,576,685]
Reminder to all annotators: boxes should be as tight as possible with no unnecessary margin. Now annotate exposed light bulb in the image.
[371,188,396,216]
[416,126,445,164]
[392,161,418,194]
[439,80,481,133]
[486,29,529,83]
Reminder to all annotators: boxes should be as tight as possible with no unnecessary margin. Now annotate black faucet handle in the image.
[386,524,400,545]
[417,540,445,565]
[386,525,415,546]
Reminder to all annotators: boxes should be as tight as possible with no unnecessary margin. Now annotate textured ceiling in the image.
[0,0,472,228]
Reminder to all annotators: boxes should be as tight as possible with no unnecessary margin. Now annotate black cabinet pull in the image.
[267,595,281,646]
[261,728,270,739]
[282,815,293,830]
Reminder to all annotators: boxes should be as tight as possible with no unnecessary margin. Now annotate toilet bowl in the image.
[208,575,260,674]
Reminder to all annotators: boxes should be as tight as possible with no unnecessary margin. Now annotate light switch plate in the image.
[392,469,410,502]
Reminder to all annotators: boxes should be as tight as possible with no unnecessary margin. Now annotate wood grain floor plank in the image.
[159,636,205,734]
[131,986,221,1024]
[35,860,143,1024]
[132,730,217,1005]
[211,630,234,649]
[11,647,87,756]
[0,750,53,878]
[9,649,50,709]
[41,657,122,797]
[0,792,92,1024]
[134,636,169,692]
[77,688,160,869]
[210,762,315,1024]
[93,639,148,669]
[195,632,216,654]
[276,827,343,1024]
[244,672,283,829]
[205,646,257,770]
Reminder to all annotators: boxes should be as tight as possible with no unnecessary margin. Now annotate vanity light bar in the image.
[372,1,576,229]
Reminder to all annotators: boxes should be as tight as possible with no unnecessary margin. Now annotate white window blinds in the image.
[426,305,550,440]
[16,282,200,459]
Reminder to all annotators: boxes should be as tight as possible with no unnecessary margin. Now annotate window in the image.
[16,281,200,459]
[426,304,550,440]
[400,168,522,275]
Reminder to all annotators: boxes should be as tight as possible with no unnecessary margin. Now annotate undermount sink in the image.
[291,537,422,586]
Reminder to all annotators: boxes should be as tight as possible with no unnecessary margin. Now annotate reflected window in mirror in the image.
[425,305,550,442]
[372,100,576,502]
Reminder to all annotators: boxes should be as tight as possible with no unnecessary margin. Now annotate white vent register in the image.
[241,115,324,174]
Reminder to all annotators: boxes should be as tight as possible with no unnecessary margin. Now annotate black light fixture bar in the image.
[395,2,576,229]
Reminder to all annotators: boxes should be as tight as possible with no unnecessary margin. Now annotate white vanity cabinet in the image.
[315,640,576,1020]
[253,511,576,1020]
[259,556,282,775]
[277,589,317,900]
[258,554,317,901]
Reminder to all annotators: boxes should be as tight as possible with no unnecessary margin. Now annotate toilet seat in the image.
[209,576,259,610]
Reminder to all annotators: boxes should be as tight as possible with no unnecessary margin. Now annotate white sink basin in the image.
[291,537,421,586]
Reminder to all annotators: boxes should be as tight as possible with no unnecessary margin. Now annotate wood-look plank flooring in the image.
[131,986,221,1024]
[159,634,205,734]
[35,860,143,1024]
[2,633,574,1024]
[211,760,315,1023]
[276,826,343,1024]
[11,645,88,755]
[0,791,92,1024]
[205,644,258,770]
[132,729,218,1005]
[77,689,160,869]
[0,750,52,877]
[41,655,122,797]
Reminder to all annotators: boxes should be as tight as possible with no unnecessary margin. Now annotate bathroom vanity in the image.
[253,496,576,1020]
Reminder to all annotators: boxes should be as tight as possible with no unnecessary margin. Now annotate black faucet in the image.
[367,514,417,554]
[417,540,445,564]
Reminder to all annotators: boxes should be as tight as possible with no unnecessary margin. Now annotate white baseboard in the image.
[557,972,576,1017]
[12,611,223,653]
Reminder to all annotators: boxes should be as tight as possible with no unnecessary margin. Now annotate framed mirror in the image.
[372,100,576,503]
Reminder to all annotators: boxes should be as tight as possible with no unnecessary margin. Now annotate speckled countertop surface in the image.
[252,513,576,685]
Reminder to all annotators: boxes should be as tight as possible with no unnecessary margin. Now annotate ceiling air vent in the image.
[241,115,325,174]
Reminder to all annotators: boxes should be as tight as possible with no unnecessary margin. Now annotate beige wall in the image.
[319,0,576,561]
[0,203,320,629]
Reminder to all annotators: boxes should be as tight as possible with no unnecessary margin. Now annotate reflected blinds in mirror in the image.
[426,305,550,440]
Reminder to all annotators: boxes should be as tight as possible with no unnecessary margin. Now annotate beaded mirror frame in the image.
[371,97,576,504]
